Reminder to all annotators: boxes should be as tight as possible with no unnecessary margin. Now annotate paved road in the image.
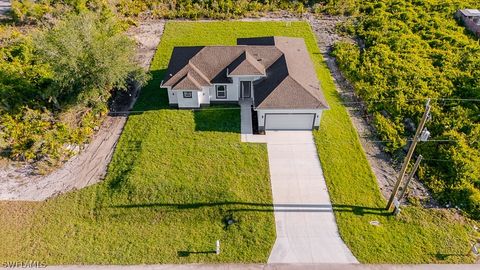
[265,131,358,263]
[36,264,479,270]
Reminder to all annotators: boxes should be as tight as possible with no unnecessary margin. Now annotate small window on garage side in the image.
[183,91,193,98]
[216,85,227,99]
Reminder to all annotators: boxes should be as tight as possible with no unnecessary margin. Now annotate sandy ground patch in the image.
[0,20,165,201]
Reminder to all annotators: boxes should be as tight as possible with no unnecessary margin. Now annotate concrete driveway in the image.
[265,131,358,264]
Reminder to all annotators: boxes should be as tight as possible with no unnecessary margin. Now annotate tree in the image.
[34,11,148,108]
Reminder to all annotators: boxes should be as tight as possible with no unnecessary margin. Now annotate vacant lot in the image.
[0,21,477,264]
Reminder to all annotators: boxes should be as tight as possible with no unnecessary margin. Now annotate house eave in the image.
[227,74,267,78]
[254,105,329,110]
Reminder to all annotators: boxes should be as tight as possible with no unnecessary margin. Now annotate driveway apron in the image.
[265,131,358,264]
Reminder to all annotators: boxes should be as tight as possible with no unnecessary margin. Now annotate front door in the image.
[241,81,251,99]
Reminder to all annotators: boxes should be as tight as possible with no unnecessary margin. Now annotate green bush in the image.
[313,0,358,15]
[11,0,357,23]
[0,12,146,168]
[373,112,406,152]
[332,0,480,218]
[0,107,101,165]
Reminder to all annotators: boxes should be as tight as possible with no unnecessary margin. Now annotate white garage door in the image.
[265,113,315,130]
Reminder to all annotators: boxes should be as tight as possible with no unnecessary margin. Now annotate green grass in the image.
[0,21,477,264]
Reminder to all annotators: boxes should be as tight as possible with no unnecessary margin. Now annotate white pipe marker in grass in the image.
[216,240,220,255]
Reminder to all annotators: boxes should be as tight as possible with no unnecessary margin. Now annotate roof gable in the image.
[164,62,211,88]
[256,76,325,109]
[228,51,266,76]
[172,73,202,91]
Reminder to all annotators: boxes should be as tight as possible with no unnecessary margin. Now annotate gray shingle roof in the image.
[163,37,329,110]
[228,51,266,76]
[459,9,480,17]
[172,73,202,91]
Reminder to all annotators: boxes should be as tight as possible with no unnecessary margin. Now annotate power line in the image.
[109,98,480,114]
[107,96,480,114]
[361,138,479,143]
[339,98,480,105]
[423,158,454,162]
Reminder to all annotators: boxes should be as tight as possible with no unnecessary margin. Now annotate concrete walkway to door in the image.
[265,131,358,264]
[240,99,266,143]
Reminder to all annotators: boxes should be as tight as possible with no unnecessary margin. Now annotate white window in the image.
[216,85,227,99]
[183,91,192,98]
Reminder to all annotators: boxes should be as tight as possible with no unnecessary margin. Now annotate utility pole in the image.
[386,99,431,211]
[397,155,423,203]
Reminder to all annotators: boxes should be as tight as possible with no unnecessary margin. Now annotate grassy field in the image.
[0,21,478,264]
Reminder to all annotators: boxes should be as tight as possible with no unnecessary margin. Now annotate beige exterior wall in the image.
[208,83,238,102]
[176,90,201,108]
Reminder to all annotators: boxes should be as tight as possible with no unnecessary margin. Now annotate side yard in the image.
[308,26,479,263]
[0,20,477,264]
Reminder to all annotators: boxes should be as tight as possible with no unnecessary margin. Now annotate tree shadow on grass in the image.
[433,252,470,261]
[193,105,241,133]
[132,69,170,111]
[104,69,173,191]
[109,201,390,216]
[177,250,216,257]
[105,140,142,191]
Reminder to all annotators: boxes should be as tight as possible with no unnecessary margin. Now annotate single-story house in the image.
[161,36,329,131]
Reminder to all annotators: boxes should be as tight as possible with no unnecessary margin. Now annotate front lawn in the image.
[0,104,275,264]
[0,21,477,264]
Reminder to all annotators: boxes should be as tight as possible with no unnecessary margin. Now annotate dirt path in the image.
[0,117,126,200]
[0,20,165,201]
[306,14,432,203]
